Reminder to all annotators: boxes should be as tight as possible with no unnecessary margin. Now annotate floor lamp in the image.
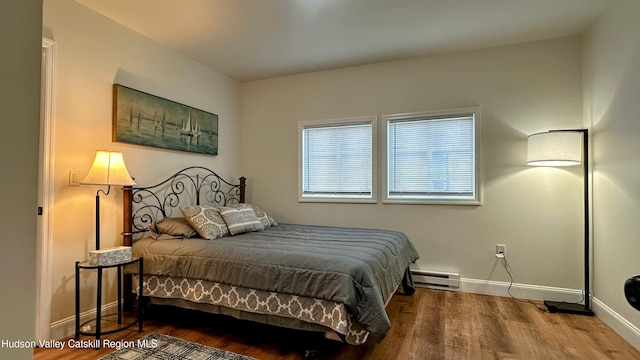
[81,150,136,251]
[527,129,594,316]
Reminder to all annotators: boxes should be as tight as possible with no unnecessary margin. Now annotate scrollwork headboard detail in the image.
[122,166,246,246]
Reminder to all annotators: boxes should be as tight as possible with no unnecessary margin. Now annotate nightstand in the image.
[75,257,143,347]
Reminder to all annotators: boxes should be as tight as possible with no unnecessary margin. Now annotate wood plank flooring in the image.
[34,289,640,360]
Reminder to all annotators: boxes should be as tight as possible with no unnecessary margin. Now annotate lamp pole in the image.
[542,129,592,315]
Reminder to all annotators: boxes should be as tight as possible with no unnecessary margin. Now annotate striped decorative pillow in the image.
[218,205,265,235]
[246,204,277,228]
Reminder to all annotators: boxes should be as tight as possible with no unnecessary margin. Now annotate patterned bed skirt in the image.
[134,275,370,345]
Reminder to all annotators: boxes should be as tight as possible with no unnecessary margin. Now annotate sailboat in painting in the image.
[193,119,201,136]
[192,118,202,144]
[180,111,196,137]
[153,110,165,131]
[179,110,204,146]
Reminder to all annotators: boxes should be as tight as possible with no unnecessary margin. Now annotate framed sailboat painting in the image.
[112,84,219,155]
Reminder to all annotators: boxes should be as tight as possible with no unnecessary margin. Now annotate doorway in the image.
[35,37,56,341]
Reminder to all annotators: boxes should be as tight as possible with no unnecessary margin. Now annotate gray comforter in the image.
[132,223,419,338]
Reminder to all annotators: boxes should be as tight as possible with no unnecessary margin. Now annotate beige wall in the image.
[43,0,242,326]
[36,0,640,348]
[241,37,585,288]
[584,0,640,337]
[35,0,640,349]
[0,0,42,358]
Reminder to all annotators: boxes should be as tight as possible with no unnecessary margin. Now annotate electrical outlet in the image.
[495,244,506,258]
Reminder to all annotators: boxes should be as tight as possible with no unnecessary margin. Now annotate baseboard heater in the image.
[411,269,460,291]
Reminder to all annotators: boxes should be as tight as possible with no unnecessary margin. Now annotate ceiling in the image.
[74,0,615,82]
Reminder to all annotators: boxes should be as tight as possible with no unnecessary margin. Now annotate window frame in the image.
[298,116,378,203]
[382,107,482,205]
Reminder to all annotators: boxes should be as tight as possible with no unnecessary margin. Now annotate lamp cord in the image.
[500,255,548,312]
[97,185,112,197]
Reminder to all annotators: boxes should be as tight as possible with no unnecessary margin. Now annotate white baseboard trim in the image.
[460,277,640,351]
[592,297,640,351]
[50,301,119,341]
[460,277,583,301]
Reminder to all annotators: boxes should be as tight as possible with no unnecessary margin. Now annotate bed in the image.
[122,166,419,344]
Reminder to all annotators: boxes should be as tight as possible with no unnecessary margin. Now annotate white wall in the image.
[584,0,640,347]
[241,37,585,290]
[0,0,42,358]
[43,0,242,330]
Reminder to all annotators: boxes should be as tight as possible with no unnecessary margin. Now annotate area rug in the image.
[99,332,256,360]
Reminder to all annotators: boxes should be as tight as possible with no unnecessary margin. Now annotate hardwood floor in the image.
[34,289,640,360]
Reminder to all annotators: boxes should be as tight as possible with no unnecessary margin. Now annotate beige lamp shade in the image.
[82,150,136,185]
[527,131,583,167]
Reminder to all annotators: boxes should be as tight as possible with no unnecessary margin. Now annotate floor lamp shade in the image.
[527,131,582,166]
[82,150,136,186]
[82,151,135,251]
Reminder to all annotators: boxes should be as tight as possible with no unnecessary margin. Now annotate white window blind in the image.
[301,120,373,200]
[386,111,479,203]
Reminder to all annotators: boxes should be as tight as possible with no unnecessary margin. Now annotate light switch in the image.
[69,170,80,186]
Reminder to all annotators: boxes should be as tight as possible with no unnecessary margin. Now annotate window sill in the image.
[298,197,377,204]
[382,198,481,206]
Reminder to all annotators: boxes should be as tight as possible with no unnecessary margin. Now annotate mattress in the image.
[132,223,419,338]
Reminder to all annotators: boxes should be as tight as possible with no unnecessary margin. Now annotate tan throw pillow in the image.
[219,205,265,235]
[180,205,229,239]
[152,217,198,238]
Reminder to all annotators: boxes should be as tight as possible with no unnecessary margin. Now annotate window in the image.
[299,116,377,203]
[383,108,481,205]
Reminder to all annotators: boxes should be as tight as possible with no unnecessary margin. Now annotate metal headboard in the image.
[122,166,246,245]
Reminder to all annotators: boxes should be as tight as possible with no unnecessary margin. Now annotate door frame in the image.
[35,37,56,341]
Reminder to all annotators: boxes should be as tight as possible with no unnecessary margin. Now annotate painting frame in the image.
[112,84,219,155]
